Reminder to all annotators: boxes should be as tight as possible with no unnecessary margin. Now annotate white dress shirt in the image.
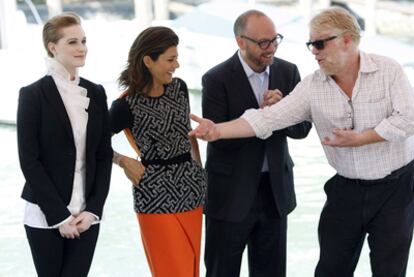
[238,51,270,172]
[24,58,96,228]
[243,52,414,180]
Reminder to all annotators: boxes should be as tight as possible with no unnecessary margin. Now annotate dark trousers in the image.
[315,161,414,277]
[25,224,100,277]
[205,173,287,277]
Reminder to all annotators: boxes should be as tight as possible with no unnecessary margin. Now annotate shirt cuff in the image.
[375,119,407,142]
[84,211,100,221]
[242,108,272,139]
[51,215,73,228]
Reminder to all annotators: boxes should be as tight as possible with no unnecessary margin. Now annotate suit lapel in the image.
[230,53,260,109]
[80,78,94,152]
[268,59,287,96]
[42,76,74,141]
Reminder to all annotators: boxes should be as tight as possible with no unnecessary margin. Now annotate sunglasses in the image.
[306,36,338,51]
[240,34,284,50]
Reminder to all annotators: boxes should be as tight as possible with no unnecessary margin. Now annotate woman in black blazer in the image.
[17,12,112,277]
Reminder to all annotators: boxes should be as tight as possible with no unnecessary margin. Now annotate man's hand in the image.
[262,89,283,108]
[322,128,385,147]
[70,212,96,234]
[58,216,80,239]
[321,128,362,147]
[188,114,220,141]
[119,156,146,187]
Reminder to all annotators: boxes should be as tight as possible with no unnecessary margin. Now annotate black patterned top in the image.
[109,78,206,214]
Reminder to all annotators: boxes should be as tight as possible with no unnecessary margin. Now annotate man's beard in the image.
[246,50,274,70]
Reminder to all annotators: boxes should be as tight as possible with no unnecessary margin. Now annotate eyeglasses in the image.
[306,36,338,51]
[240,34,284,50]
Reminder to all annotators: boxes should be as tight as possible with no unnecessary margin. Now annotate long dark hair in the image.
[118,26,179,96]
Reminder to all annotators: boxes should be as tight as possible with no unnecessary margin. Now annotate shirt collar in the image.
[45,57,80,85]
[359,51,379,73]
[237,50,269,79]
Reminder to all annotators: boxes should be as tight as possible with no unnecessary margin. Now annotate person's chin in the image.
[75,63,85,68]
[74,60,86,67]
[320,66,334,76]
[166,74,174,83]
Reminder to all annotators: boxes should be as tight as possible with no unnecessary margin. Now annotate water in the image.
[1,91,413,276]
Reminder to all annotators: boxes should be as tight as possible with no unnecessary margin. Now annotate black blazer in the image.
[17,75,113,226]
[202,52,312,222]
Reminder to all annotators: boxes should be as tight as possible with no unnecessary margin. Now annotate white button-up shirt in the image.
[243,52,414,180]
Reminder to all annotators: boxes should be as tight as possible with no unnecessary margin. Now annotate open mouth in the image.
[262,53,273,59]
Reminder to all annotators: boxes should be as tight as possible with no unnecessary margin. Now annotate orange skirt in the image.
[137,207,203,277]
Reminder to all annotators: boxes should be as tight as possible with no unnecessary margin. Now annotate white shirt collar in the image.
[45,57,80,85]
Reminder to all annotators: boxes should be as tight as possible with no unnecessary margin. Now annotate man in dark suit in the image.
[202,10,312,277]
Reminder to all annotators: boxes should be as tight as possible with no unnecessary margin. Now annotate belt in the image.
[141,152,192,167]
[339,159,414,186]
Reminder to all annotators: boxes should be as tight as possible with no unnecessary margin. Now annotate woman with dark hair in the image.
[109,26,206,277]
[17,12,112,277]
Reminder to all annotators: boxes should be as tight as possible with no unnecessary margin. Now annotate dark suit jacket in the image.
[202,52,312,222]
[17,75,113,226]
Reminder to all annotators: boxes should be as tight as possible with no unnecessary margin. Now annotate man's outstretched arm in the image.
[188,114,255,141]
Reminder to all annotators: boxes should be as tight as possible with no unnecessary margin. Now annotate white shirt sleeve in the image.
[242,78,312,139]
[375,62,414,141]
